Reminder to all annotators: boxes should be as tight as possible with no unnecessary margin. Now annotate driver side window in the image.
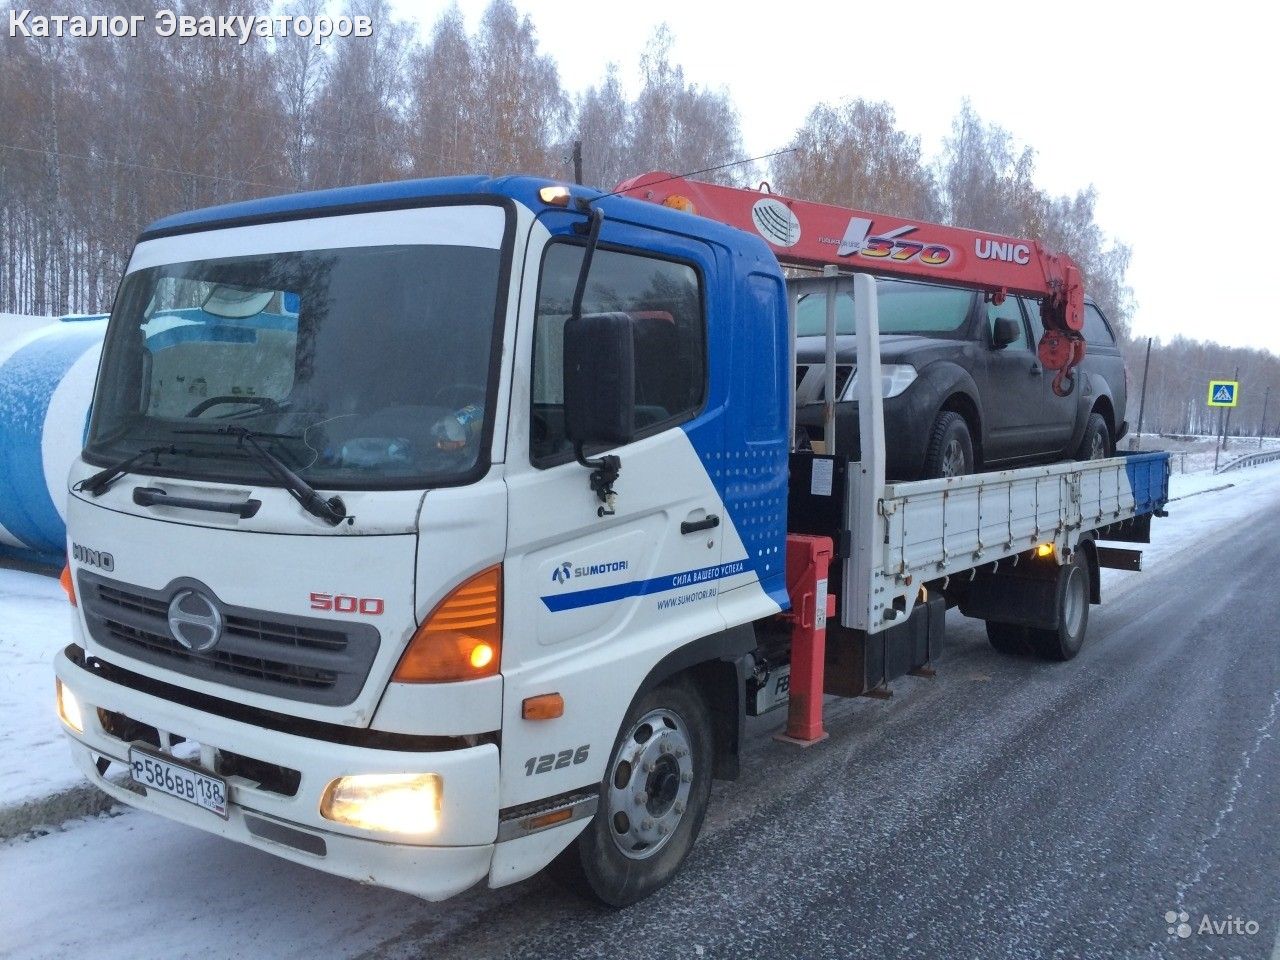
[986,296,1031,351]
[531,242,705,465]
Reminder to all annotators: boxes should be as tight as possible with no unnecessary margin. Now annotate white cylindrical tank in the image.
[0,315,108,564]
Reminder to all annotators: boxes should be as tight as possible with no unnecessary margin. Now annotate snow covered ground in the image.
[0,567,80,808]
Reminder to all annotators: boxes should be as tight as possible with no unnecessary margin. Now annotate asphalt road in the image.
[359,490,1280,960]
[4,476,1277,960]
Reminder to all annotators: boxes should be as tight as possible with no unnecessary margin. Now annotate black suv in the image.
[794,278,1128,480]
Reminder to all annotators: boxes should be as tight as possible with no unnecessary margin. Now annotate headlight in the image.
[56,678,84,733]
[843,364,918,400]
[320,773,442,835]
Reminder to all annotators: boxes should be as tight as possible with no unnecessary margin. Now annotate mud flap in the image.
[823,594,945,698]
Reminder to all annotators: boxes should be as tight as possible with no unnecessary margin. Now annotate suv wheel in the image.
[1076,412,1112,461]
[923,411,974,478]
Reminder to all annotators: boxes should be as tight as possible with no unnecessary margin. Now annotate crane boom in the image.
[615,171,1087,395]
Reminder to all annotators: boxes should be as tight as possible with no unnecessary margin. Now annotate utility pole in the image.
[572,140,583,185]
[1133,337,1152,449]
[1261,385,1271,448]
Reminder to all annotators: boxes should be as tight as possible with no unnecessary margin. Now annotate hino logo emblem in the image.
[167,589,223,652]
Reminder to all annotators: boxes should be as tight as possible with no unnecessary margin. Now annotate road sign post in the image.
[1209,377,1240,471]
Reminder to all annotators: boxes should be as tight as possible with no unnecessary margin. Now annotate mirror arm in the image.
[575,443,621,517]
[568,206,620,517]
[569,207,604,322]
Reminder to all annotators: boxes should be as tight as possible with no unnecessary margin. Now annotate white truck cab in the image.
[54,176,791,904]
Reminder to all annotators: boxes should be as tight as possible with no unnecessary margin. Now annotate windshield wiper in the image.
[175,425,348,526]
[76,445,189,497]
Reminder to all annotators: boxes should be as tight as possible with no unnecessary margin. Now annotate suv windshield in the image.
[795,278,973,338]
[87,212,507,489]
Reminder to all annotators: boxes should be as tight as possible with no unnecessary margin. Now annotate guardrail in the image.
[1214,448,1280,474]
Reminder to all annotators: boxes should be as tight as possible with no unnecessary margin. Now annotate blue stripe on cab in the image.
[541,559,749,612]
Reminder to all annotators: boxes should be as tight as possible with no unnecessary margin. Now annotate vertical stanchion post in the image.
[775,534,833,746]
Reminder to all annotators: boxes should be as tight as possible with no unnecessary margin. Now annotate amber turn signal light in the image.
[393,566,502,683]
[60,564,76,606]
[522,693,564,721]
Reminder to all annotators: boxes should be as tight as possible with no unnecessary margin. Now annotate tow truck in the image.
[52,171,1170,906]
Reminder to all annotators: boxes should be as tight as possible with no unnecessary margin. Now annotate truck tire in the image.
[985,620,1032,656]
[922,411,974,478]
[1028,550,1090,661]
[550,679,714,907]
[1075,411,1112,461]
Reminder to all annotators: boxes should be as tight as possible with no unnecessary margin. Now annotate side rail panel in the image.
[842,451,1170,631]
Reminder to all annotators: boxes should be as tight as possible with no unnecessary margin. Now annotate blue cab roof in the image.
[138,174,768,260]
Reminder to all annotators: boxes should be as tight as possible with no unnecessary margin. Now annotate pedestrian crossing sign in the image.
[1207,380,1239,407]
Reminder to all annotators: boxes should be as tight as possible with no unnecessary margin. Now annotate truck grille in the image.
[78,572,380,706]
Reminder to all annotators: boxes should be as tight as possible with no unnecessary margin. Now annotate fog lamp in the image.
[56,678,84,733]
[320,773,443,835]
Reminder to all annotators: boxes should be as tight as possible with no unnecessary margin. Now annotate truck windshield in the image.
[86,227,506,490]
[795,278,973,338]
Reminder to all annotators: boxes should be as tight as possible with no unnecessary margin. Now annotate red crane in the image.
[615,171,1087,396]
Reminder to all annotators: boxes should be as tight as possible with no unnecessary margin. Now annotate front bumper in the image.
[54,646,499,901]
[795,394,929,480]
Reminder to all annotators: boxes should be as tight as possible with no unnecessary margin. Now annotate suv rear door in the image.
[1025,303,1078,452]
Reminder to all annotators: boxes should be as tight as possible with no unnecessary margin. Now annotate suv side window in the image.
[1082,303,1117,346]
[531,242,705,465]
[985,295,1031,350]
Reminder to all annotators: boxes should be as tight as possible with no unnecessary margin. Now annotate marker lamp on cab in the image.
[320,773,443,835]
[538,185,571,207]
[393,565,502,683]
[56,678,84,733]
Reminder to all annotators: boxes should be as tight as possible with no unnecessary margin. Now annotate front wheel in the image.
[551,679,714,907]
[922,411,975,479]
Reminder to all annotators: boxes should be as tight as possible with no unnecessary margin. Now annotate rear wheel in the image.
[1028,549,1091,661]
[922,411,975,479]
[1075,411,1112,461]
[986,620,1032,656]
[550,679,714,907]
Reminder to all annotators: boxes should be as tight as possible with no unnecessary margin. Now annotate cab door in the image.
[498,214,727,809]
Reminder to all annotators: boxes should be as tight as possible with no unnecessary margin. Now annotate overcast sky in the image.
[395,0,1277,355]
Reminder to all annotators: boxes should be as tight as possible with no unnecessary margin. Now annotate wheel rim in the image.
[941,438,966,477]
[1089,433,1106,459]
[605,708,694,860]
[1063,567,1086,636]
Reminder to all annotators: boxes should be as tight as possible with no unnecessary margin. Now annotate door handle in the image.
[1029,362,1043,375]
[681,514,720,535]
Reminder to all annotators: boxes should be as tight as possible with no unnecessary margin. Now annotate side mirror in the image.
[992,317,1020,349]
[564,311,636,447]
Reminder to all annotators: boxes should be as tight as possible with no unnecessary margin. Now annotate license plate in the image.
[128,745,228,819]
